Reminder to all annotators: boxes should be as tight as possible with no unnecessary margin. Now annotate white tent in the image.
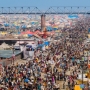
[27,41,37,49]
[27,25,31,28]
[0,42,10,49]
[14,43,20,47]
[14,43,20,50]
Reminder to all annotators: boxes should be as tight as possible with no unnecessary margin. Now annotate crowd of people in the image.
[0,16,90,90]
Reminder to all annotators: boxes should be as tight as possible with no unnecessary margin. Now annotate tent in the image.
[68,14,78,19]
[27,25,31,28]
[37,44,44,48]
[16,26,20,30]
[28,34,33,37]
[21,25,26,29]
[14,43,20,49]
[0,32,7,35]
[44,41,50,46]
[46,26,52,31]
[26,42,37,49]
[0,42,10,49]
[4,23,9,27]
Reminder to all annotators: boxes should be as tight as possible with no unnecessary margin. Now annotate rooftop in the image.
[0,50,21,58]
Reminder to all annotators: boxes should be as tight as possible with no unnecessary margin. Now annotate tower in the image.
[41,14,46,31]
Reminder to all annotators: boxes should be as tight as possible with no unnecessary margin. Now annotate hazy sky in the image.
[0,0,90,10]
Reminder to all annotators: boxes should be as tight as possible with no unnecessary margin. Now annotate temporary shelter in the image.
[14,43,20,50]
[26,42,37,49]
[0,42,10,49]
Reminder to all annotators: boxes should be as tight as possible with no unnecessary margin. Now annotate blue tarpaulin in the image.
[16,26,20,30]
[4,23,9,27]
[68,14,78,19]
[31,22,35,25]
[44,41,50,46]
[28,34,33,37]
[53,28,58,30]
[37,44,44,48]
[21,25,26,29]
[47,26,52,31]
[37,41,50,48]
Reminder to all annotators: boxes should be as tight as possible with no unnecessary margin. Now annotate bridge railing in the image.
[0,6,90,14]
[44,6,90,14]
[0,6,43,14]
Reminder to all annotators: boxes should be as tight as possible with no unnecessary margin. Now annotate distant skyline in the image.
[0,0,90,10]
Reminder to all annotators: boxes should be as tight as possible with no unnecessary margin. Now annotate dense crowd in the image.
[0,16,90,90]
